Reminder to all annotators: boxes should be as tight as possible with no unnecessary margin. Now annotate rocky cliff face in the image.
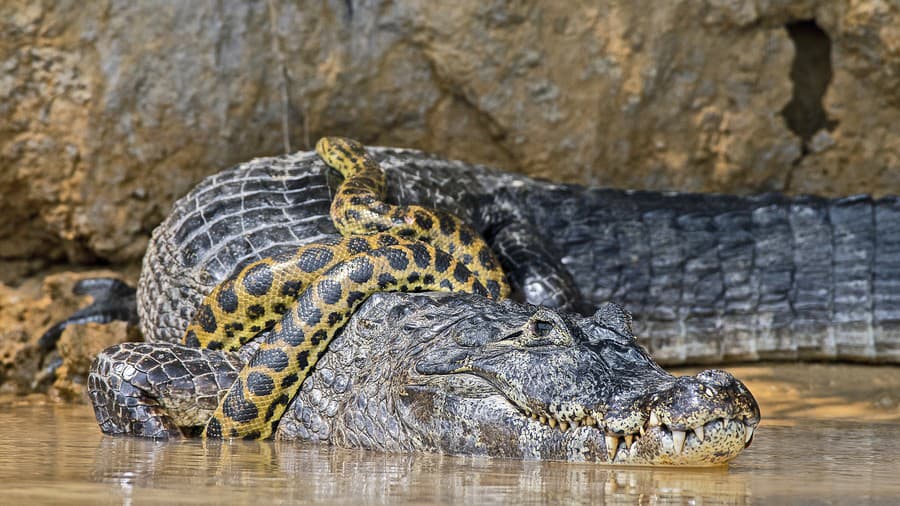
[2,0,899,282]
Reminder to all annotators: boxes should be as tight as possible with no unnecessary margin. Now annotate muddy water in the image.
[2,364,899,504]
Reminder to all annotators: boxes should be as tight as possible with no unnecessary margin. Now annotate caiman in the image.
[65,142,900,464]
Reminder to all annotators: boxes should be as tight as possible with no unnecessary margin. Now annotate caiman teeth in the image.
[744,424,754,444]
[558,420,569,431]
[648,411,660,427]
[548,417,557,428]
[605,435,619,461]
[671,429,686,455]
[623,434,633,449]
[694,424,705,442]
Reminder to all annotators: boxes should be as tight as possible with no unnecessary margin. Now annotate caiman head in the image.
[279,292,760,466]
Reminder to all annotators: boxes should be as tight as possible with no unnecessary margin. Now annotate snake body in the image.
[322,137,509,300]
[188,137,506,438]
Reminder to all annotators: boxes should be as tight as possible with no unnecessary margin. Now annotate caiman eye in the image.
[532,320,554,337]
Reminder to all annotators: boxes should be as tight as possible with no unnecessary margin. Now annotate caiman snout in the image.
[607,369,761,465]
[651,370,761,444]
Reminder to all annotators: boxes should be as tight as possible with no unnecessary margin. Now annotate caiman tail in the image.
[530,188,900,364]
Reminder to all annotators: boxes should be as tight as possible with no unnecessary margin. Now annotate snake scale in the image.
[188,137,509,438]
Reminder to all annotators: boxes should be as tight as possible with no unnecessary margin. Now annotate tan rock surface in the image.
[0,270,137,397]
[1,1,898,281]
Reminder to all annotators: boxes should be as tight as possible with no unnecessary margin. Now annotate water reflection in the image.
[87,435,751,504]
[1,403,898,504]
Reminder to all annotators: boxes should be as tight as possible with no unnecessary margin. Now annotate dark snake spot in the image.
[246,304,265,320]
[264,393,291,423]
[216,284,239,313]
[328,311,344,325]
[317,279,344,305]
[206,417,223,438]
[379,247,409,270]
[377,235,399,247]
[458,227,474,246]
[310,329,328,345]
[372,202,391,215]
[242,263,274,296]
[479,246,496,269]
[453,263,471,283]
[250,349,290,372]
[344,209,362,222]
[349,195,375,206]
[298,302,322,326]
[437,212,457,235]
[246,371,275,397]
[196,304,217,334]
[280,372,299,388]
[348,256,374,283]
[298,247,335,273]
[346,290,366,307]
[378,272,397,289]
[434,250,452,273]
[296,350,310,370]
[348,236,371,253]
[414,210,434,230]
[408,243,432,269]
[281,280,303,298]
[222,378,259,423]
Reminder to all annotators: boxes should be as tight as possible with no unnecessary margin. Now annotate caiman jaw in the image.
[521,406,758,464]
[504,367,761,465]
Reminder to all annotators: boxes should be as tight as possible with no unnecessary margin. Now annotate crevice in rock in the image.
[780,20,838,155]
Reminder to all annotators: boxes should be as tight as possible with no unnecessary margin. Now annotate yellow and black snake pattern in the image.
[183,232,420,352]
[185,136,509,438]
[320,137,509,300]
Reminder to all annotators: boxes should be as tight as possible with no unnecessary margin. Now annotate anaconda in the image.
[192,137,506,438]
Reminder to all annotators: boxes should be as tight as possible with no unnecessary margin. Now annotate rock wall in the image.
[2,0,899,281]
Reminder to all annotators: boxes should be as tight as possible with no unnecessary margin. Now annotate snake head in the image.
[315,136,375,177]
